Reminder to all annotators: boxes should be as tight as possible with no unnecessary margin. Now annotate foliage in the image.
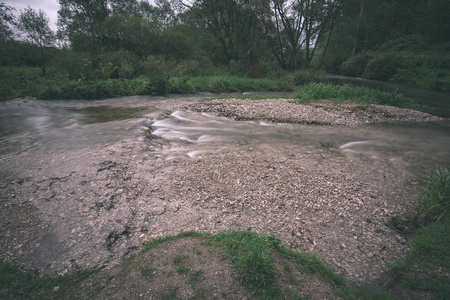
[387,166,450,299]
[340,52,371,78]
[362,53,400,81]
[293,82,422,110]
[212,231,280,296]
[0,3,14,42]
[1,0,449,96]
[416,167,450,225]
[0,263,95,299]
[16,6,56,76]
[318,0,450,90]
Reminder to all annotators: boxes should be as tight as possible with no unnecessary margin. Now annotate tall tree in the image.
[57,0,109,51]
[253,0,339,70]
[0,3,15,42]
[17,6,56,76]
[175,0,261,64]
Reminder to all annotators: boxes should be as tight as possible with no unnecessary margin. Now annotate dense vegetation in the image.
[0,0,449,100]
[389,167,450,299]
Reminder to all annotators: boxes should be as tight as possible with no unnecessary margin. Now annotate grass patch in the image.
[188,270,204,287]
[293,82,423,111]
[210,230,280,297]
[139,266,153,279]
[0,65,293,101]
[187,76,292,94]
[176,265,190,274]
[416,167,450,225]
[158,284,178,300]
[0,230,394,299]
[388,166,450,299]
[278,247,346,288]
[0,263,96,299]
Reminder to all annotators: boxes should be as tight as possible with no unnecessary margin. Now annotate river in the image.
[1,78,449,177]
[0,79,449,285]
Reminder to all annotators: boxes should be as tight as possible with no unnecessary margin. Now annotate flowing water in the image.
[1,78,450,178]
[1,101,449,180]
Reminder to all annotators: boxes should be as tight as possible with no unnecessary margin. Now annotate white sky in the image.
[3,0,156,31]
[4,0,60,30]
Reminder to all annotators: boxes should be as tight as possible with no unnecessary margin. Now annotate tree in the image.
[17,6,56,76]
[175,0,262,64]
[57,0,109,51]
[0,3,15,42]
[97,14,163,57]
[253,0,340,71]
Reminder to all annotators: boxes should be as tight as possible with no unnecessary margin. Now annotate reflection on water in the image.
[0,100,156,155]
[66,106,148,124]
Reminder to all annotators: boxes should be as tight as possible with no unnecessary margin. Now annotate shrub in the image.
[95,50,140,80]
[363,53,400,81]
[340,53,371,77]
[51,51,96,80]
[416,167,450,225]
[293,82,421,110]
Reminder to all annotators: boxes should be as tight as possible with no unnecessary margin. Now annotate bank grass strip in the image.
[1,229,390,299]
[0,263,96,299]
[388,166,450,299]
[293,82,424,111]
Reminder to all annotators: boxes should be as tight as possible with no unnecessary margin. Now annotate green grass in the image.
[210,230,280,297]
[188,270,204,287]
[293,82,424,111]
[158,285,178,300]
[212,93,293,101]
[0,263,96,299]
[410,223,450,266]
[0,230,397,299]
[186,76,292,94]
[416,167,450,225]
[176,265,190,274]
[0,65,294,100]
[388,166,450,299]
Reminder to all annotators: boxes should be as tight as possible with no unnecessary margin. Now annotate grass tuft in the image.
[293,82,424,111]
[416,167,450,225]
[0,263,96,299]
[387,166,450,299]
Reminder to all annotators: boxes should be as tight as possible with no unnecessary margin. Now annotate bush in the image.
[95,50,140,80]
[362,53,400,81]
[51,51,96,80]
[293,82,421,110]
[340,53,371,77]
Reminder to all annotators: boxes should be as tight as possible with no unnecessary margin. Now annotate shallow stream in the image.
[1,93,449,179]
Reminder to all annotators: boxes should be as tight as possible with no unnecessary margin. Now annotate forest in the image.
[1,0,449,100]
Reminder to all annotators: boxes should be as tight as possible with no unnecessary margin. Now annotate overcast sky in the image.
[3,0,156,31]
[4,0,60,30]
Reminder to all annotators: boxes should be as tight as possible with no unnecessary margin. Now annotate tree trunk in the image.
[352,0,364,56]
